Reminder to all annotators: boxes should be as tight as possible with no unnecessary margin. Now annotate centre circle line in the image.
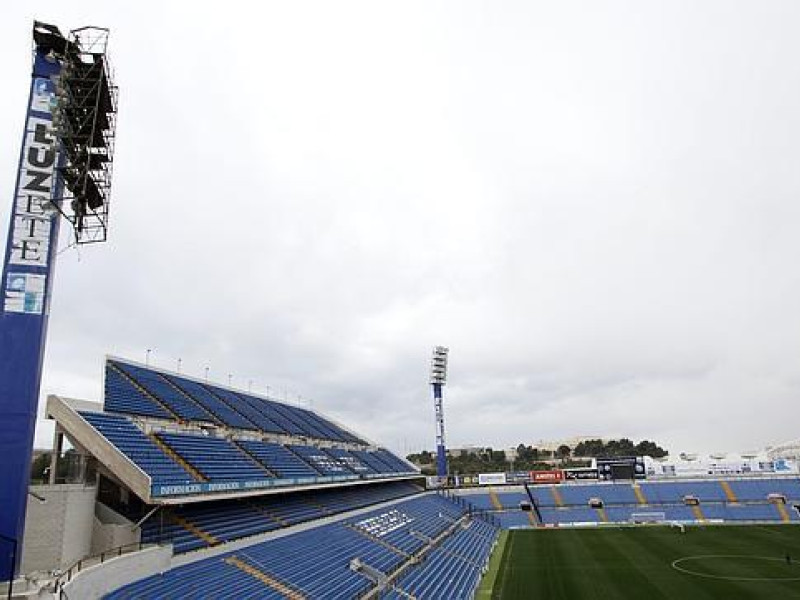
[671,555,800,582]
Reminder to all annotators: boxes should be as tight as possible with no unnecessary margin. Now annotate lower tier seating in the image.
[460,477,800,510]
[111,493,499,600]
[142,481,423,553]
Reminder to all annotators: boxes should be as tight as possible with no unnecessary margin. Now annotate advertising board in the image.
[478,472,507,486]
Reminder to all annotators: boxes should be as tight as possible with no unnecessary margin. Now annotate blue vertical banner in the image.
[0,50,63,580]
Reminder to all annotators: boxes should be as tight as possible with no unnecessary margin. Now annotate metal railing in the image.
[53,540,153,595]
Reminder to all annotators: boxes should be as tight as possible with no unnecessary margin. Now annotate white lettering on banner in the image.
[156,484,203,496]
[10,116,57,269]
[208,482,241,492]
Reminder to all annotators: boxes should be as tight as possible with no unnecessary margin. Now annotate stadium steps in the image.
[109,362,182,421]
[346,523,411,558]
[595,507,609,523]
[168,512,220,547]
[284,444,324,476]
[231,441,279,478]
[170,377,263,431]
[247,501,289,527]
[147,433,208,482]
[690,504,706,522]
[632,484,648,505]
[157,373,225,426]
[224,555,307,599]
[488,487,503,510]
[720,481,739,503]
[775,502,791,523]
[304,497,334,516]
[550,486,565,508]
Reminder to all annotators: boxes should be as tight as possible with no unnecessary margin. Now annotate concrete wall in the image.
[21,484,96,574]
[46,395,152,502]
[61,545,171,600]
[91,502,140,555]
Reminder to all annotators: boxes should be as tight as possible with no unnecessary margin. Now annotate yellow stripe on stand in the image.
[551,486,564,508]
[633,484,648,505]
[169,513,219,546]
[148,433,207,482]
[488,487,503,510]
[720,481,738,503]
[776,502,791,523]
[691,504,706,522]
[225,556,306,599]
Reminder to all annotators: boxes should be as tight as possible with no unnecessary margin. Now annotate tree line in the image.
[406,438,668,476]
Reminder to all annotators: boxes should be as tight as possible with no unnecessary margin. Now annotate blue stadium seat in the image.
[165,375,258,431]
[79,411,195,486]
[113,361,216,423]
[205,385,286,435]
[113,492,495,599]
[158,432,273,482]
[287,444,355,477]
[236,440,321,479]
[325,447,377,475]
[104,366,173,420]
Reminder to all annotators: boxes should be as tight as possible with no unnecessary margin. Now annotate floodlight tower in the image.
[0,21,118,580]
[430,346,449,479]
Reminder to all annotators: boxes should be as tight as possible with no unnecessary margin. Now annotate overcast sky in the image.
[2,1,800,457]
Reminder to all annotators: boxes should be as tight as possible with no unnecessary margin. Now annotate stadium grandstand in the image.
[9,357,499,599]
[7,356,800,599]
[455,477,800,528]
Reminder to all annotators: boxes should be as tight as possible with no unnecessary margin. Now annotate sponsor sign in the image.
[506,471,532,484]
[4,272,46,314]
[152,474,362,497]
[3,86,59,314]
[478,472,507,486]
[531,470,564,483]
[564,468,599,481]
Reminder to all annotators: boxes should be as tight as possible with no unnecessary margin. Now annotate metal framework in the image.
[41,23,118,244]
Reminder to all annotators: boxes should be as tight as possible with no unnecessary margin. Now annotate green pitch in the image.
[489,525,800,599]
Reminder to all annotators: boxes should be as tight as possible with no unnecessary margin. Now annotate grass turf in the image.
[492,525,800,599]
[476,530,509,599]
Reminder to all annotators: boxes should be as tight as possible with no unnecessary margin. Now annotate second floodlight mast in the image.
[430,346,449,480]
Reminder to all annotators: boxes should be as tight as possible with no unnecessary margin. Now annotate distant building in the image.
[644,451,798,477]
[530,436,613,453]
[447,446,486,458]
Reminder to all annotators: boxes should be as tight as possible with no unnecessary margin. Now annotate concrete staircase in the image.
[147,433,207,482]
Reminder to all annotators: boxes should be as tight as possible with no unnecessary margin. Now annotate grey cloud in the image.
[0,1,798,457]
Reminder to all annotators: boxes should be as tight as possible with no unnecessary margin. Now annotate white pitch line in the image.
[671,554,800,582]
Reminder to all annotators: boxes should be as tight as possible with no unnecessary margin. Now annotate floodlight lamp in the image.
[429,345,449,385]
